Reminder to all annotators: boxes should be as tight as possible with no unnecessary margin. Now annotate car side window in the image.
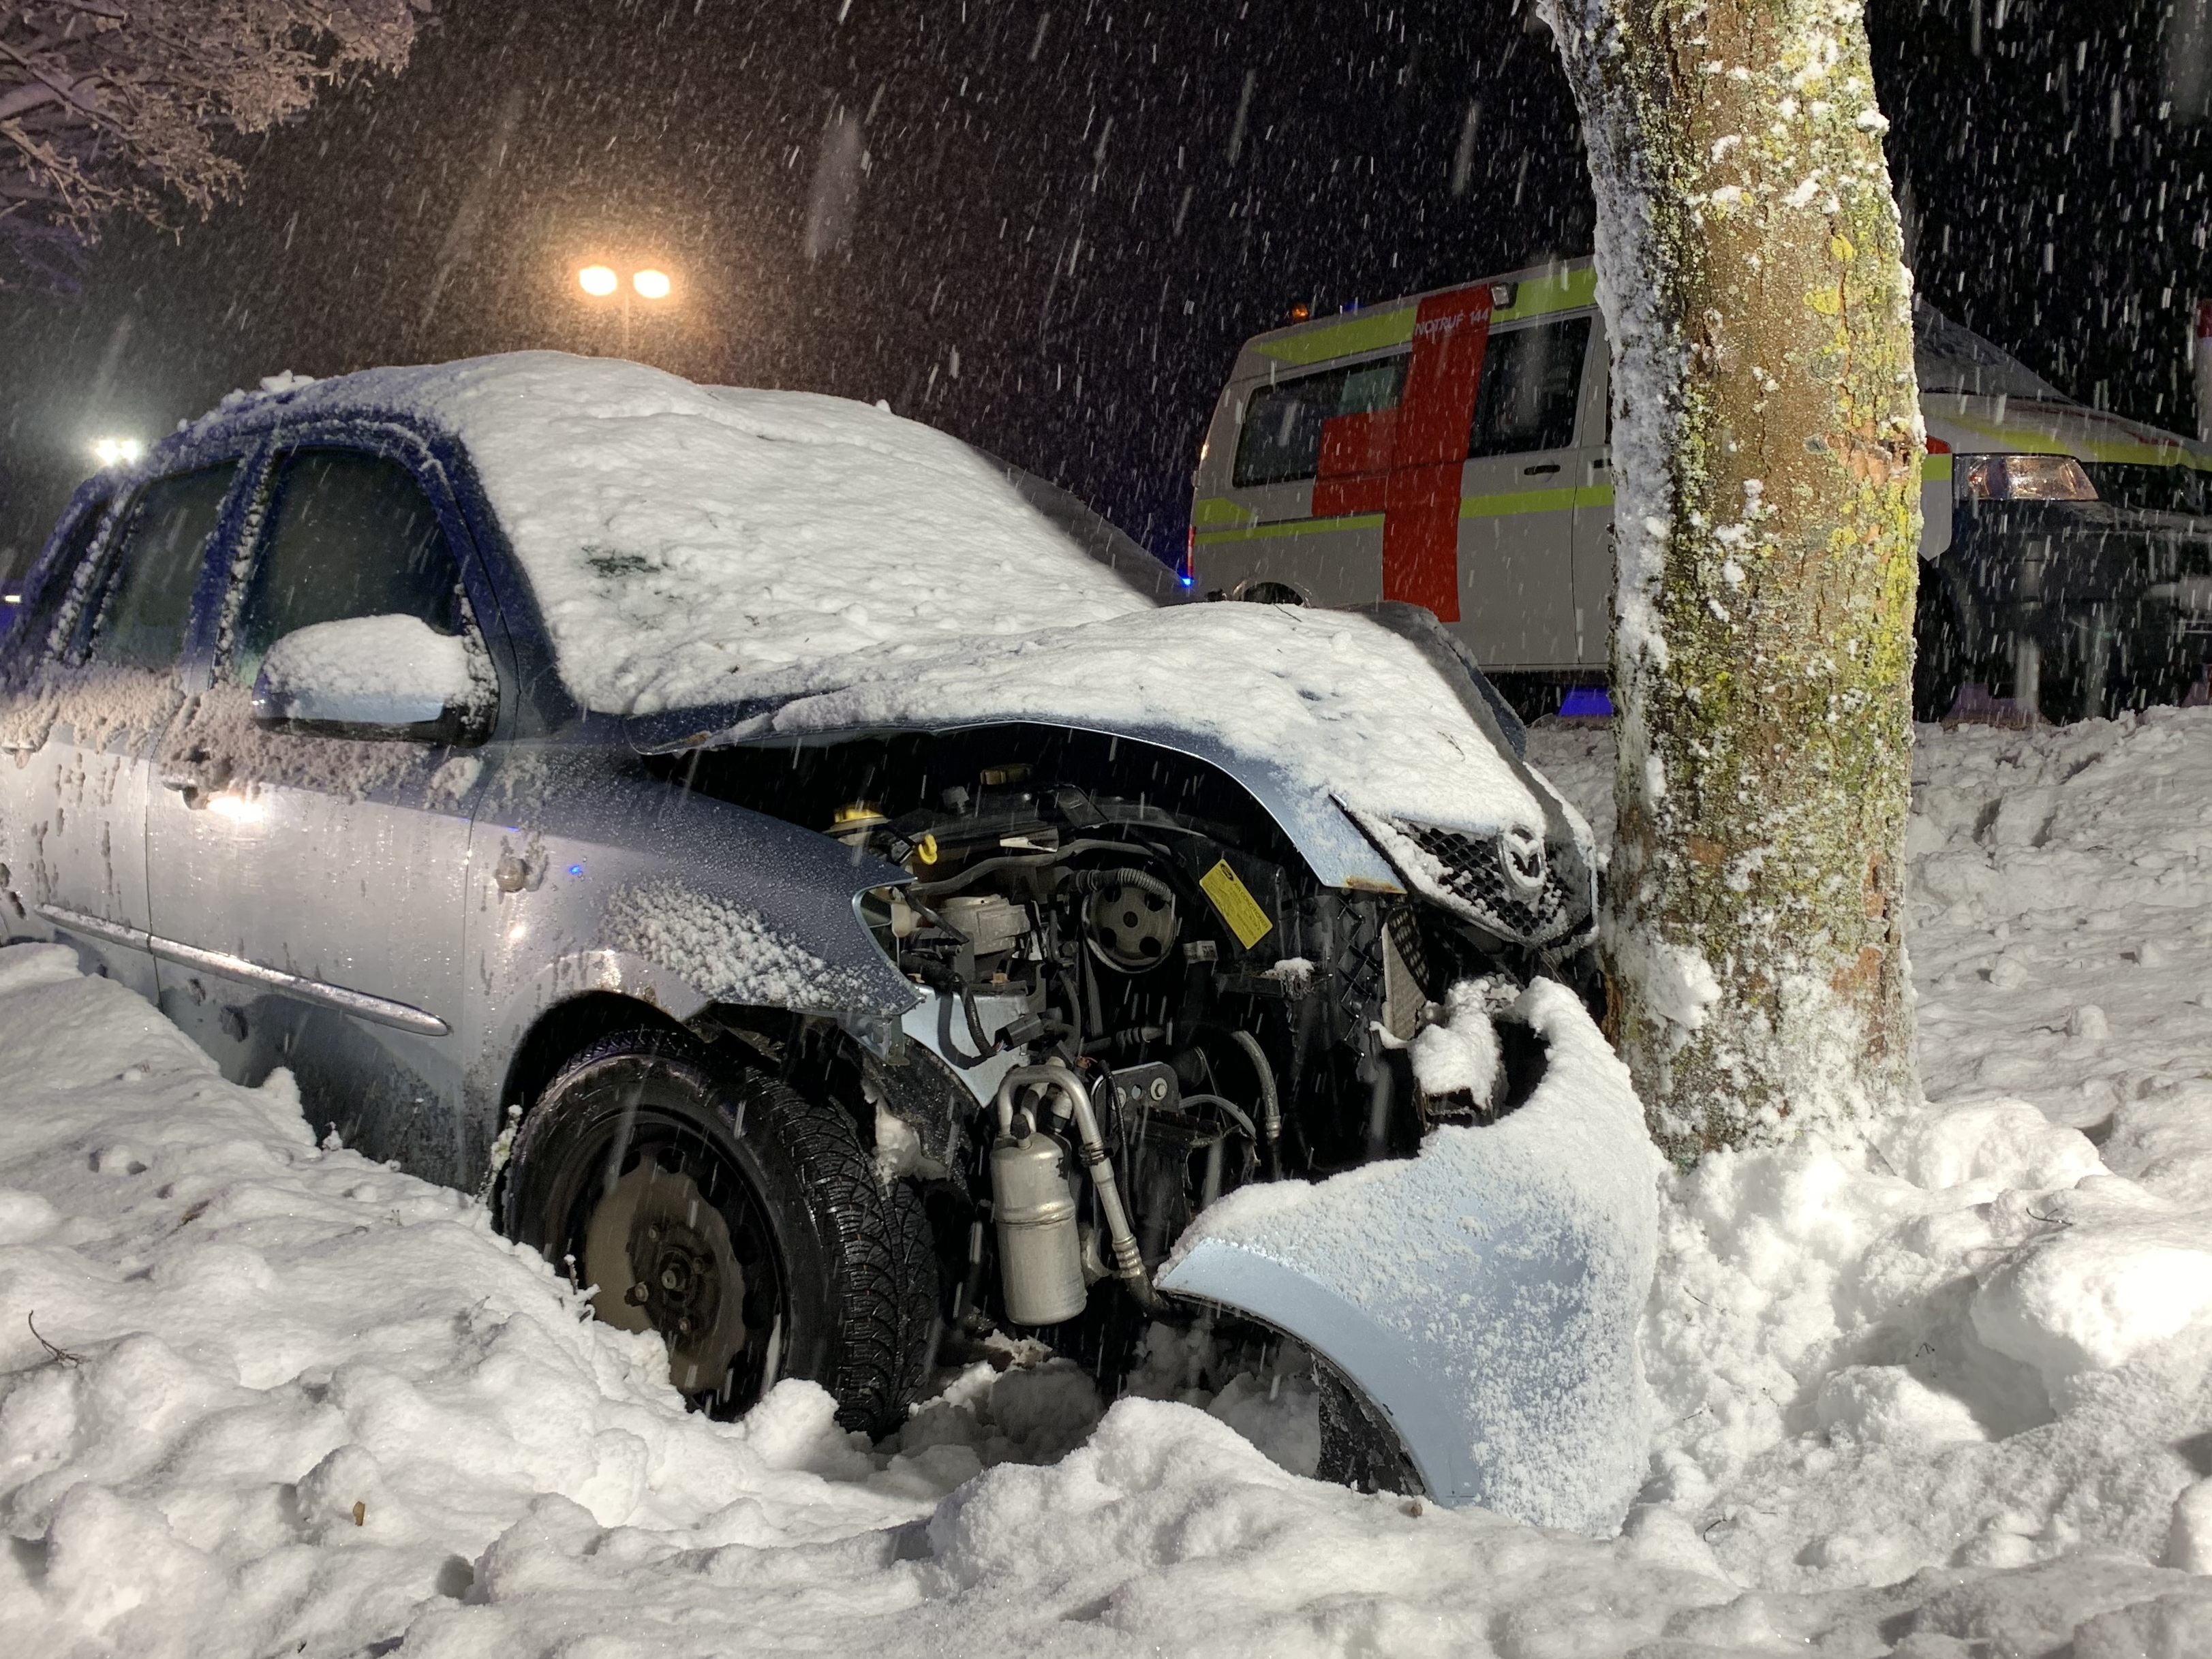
[1469,317,1592,460]
[81,464,240,672]
[10,497,109,664]
[1233,355,1408,487]
[230,448,467,689]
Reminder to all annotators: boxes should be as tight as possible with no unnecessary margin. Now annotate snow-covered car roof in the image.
[181,354,1173,716]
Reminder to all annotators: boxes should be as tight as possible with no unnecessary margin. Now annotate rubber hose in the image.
[1180,1091,1260,1144]
[907,838,1159,900]
[1227,1028,1282,1173]
[908,960,998,1064]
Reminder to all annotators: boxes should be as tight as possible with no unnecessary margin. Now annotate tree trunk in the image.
[1537,0,1922,1160]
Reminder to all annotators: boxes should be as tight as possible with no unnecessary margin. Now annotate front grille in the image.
[1392,820,1586,948]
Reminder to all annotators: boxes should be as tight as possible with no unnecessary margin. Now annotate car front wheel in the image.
[504,1028,937,1438]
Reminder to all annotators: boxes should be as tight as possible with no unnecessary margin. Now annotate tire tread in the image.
[510,1027,936,1438]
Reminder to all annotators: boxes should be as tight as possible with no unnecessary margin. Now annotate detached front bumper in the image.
[1156,978,1659,1534]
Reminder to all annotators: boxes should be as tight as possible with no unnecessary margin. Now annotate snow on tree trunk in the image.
[1537,0,1922,1160]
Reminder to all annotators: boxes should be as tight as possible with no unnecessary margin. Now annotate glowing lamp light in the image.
[632,268,672,300]
[204,792,266,825]
[91,437,144,468]
[577,264,619,297]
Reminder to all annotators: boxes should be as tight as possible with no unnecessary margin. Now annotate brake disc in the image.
[583,1157,750,1395]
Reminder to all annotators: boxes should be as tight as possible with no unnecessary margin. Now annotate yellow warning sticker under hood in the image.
[1200,859,1275,950]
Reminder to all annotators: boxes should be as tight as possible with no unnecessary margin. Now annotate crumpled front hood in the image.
[630,603,1593,895]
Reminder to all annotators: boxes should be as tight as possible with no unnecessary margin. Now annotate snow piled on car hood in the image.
[188,354,1157,716]
[698,603,1553,846]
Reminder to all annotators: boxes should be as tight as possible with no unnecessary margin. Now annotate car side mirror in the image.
[252,615,493,745]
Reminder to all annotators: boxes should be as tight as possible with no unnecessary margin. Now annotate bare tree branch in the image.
[0,1,433,291]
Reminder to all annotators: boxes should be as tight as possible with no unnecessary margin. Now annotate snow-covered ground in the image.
[5,711,2212,1655]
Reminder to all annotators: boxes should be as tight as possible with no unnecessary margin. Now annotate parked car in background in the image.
[0,355,1648,1527]
[1191,258,2212,722]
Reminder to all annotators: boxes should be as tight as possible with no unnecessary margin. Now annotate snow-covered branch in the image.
[0,0,431,290]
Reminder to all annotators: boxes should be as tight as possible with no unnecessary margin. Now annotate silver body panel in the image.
[0,661,174,1004]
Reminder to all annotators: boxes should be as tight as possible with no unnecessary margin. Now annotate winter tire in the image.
[504,1027,937,1438]
[1314,1351,1426,1498]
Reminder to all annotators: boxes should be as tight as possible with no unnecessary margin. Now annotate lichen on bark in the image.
[1537,0,1922,1160]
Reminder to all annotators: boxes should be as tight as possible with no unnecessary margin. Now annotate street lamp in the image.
[576,263,675,358]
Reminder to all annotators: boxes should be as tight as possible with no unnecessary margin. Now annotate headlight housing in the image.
[1959,453,2097,502]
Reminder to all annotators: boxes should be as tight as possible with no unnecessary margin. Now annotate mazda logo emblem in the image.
[1498,827,1548,899]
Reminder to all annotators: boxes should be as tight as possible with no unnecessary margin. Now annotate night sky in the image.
[3,0,2209,585]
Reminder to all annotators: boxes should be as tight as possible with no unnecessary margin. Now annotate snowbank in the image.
[7,712,2212,1652]
[1533,708,2212,1614]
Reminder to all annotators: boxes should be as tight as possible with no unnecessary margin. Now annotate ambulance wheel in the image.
[504,1028,937,1438]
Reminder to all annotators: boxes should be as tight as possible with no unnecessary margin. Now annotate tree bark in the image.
[1537,0,1922,1160]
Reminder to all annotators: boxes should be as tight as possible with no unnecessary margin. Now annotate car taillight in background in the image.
[1180,525,1197,587]
[1960,454,2098,501]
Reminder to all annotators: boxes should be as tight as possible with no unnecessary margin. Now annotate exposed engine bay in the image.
[648,721,1598,1369]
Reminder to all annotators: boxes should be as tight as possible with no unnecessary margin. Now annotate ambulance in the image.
[1188,258,2212,722]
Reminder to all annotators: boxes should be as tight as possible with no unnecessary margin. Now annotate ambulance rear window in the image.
[1469,316,1591,459]
[1234,356,1407,487]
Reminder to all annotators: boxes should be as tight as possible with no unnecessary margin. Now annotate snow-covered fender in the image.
[461,751,918,1160]
[1156,980,1660,1534]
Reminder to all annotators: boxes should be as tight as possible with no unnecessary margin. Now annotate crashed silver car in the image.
[0,356,1649,1530]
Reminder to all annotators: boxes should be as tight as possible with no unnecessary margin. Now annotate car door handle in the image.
[159,745,225,796]
[1522,463,1561,476]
